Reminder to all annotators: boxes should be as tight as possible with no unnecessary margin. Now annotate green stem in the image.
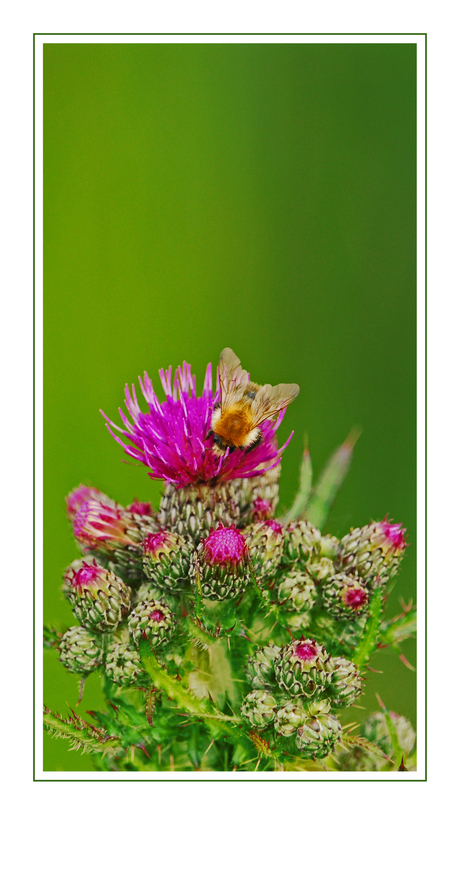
[139,640,240,729]
[353,586,383,668]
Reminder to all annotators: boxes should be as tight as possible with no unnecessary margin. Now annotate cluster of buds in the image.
[58,498,179,683]
[241,638,362,760]
[51,354,410,772]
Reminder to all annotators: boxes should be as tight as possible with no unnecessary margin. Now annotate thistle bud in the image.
[64,561,132,632]
[59,626,103,674]
[142,530,193,592]
[283,520,321,565]
[318,534,340,560]
[277,571,317,612]
[322,573,369,619]
[275,639,333,698]
[65,485,115,522]
[339,519,407,585]
[196,525,251,600]
[133,582,165,604]
[241,690,278,728]
[307,555,336,583]
[274,700,307,737]
[246,644,281,689]
[285,610,312,634]
[251,496,275,522]
[328,657,363,707]
[362,712,416,757]
[128,599,175,648]
[73,499,158,580]
[243,520,284,578]
[158,482,248,542]
[296,713,342,759]
[105,643,147,686]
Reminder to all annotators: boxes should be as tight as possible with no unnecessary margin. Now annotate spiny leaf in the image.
[282,443,313,523]
[379,608,417,647]
[43,625,63,649]
[342,734,392,763]
[305,427,361,528]
[353,586,383,668]
[43,707,122,757]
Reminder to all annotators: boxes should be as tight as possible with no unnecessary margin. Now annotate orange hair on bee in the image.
[212,406,256,449]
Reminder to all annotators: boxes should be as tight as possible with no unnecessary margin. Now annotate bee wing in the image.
[250,383,300,427]
[218,347,250,409]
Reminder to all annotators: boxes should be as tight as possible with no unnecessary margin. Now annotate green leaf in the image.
[353,586,383,668]
[305,427,361,528]
[281,444,313,523]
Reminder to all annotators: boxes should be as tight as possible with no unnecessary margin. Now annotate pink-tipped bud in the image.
[63,559,131,631]
[73,500,137,551]
[65,485,115,522]
[339,518,407,585]
[203,525,248,567]
[197,525,251,601]
[252,497,273,521]
[126,499,154,516]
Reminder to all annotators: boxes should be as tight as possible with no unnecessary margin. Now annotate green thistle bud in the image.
[59,626,104,674]
[105,643,147,686]
[243,520,284,578]
[65,561,132,632]
[322,572,369,619]
[277,571,317,612]
[274,700,307,737]
[362,712,416,757]
[133,582,165,604]
[307,555,336,583]
[196,525,251,600]
[296,713,342,759]
[318,535,340,560]
[328,657,363,707]
[241,690,278,728]
[285,610,312,634]
[283,520,321,565]
[275,639,333,698]
[246,644,281,689]
[339,519,407,586]
[142,530,193,592]
[128,600,175,648]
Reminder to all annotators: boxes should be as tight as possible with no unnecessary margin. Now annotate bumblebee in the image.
[208,348,299,455]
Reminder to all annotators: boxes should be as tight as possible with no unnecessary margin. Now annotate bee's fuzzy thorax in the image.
[211,406,260,449]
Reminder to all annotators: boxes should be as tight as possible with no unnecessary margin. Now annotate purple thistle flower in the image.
[101,360,293,489]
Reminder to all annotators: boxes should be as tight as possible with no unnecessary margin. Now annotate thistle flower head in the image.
[102,360,293,488]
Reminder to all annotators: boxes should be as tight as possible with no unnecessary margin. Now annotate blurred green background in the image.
[43,42,416,771]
